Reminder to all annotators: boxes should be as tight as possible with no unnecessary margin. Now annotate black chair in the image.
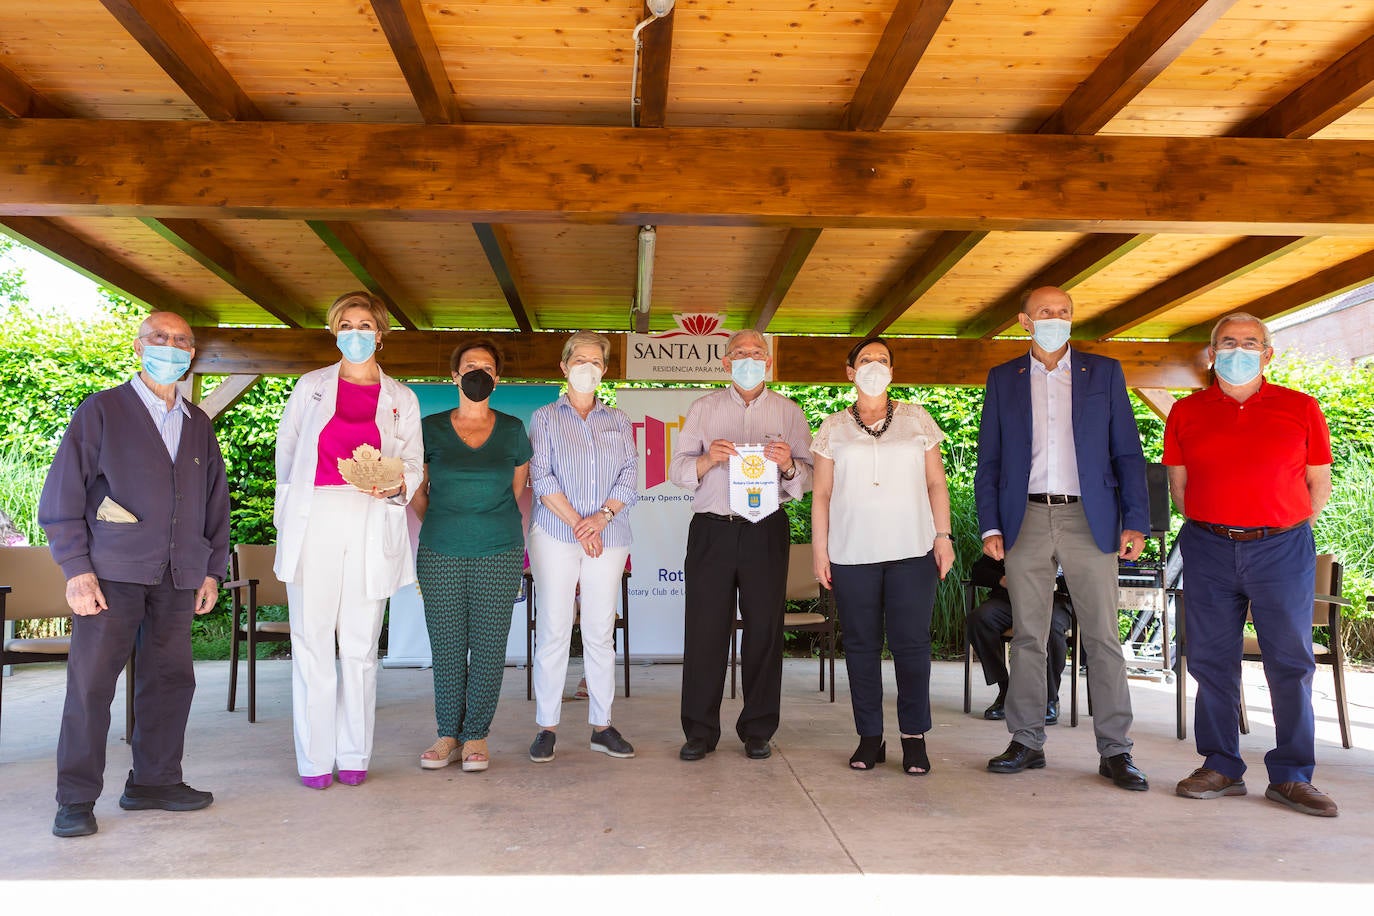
[225,544,292,723]
[524,559,632,701]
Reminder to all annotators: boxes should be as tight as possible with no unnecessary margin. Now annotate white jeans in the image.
[528,524,629,729]
[286,487,387,776]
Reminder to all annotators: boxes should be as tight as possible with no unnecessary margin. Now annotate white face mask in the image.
[567,362,603,394]
[853,362,892,397]
[1031,318,1072,352]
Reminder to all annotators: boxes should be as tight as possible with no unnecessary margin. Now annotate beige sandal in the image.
[461,739,489,772]
[420,736,460,770]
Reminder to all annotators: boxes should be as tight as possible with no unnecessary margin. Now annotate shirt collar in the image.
[1203,375,1270,403]
[130,373,190,416]
[556,392,608,415]
[727,384,769,407]
[1029,347,1072,376]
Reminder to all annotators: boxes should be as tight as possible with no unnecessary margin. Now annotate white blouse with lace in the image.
[810,400,945,565]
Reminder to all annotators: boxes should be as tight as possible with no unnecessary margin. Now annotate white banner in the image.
[728,444,779,522]
[624,312,773,382]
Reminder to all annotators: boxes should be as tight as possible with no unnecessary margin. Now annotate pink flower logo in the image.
[655,313,731,338]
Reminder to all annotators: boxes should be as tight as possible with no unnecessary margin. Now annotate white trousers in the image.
[286,487,387,776]
[528,524,629,729]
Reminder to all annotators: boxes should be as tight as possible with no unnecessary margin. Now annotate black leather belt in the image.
[1189,520,1304,542]
[1028,493,1079,505]
[700,511,750,523]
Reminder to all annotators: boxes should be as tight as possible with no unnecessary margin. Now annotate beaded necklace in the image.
[850,398,894,439]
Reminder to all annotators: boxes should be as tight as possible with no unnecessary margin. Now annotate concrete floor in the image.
[2,655,1372,906]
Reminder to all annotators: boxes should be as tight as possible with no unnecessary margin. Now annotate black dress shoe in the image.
[987,740,1046,774]
[744,737,772,759]
[1044,699,1059,726]
[982,698,1006,721]
[119,771,213,811]
[1099,752,1149,791]
[53,802,97,838]
[679,737,714,761]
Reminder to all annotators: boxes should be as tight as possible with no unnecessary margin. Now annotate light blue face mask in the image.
[336,329,377,364]
[1031,318,1072,353]
[1213,347,1263,386]
[141,345,192,385]
[730,357,766,390]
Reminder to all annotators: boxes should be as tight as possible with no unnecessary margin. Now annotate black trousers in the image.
[680,510,789,746]
[967,593,1073,700]
[56,577,197,805]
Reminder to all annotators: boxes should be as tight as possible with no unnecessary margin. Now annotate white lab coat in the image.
[273,362,423,599]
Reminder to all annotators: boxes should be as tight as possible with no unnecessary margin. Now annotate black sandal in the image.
[901,735,931,775]
[849,736,886,770]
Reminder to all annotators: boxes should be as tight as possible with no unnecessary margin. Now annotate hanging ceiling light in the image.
[633,225,656,323]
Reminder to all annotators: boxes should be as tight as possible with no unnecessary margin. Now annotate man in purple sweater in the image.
[38,311,230,838]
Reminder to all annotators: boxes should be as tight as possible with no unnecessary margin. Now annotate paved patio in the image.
[2,655,1371,905]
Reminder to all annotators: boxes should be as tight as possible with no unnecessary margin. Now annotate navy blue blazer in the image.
[974,349,1149,554]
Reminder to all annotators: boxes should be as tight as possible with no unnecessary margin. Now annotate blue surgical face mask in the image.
[730,357,766,390]
[141,345,191,385]
[336,329,377,364]
[1213,347,1263,386]
[1031,318,1072,353]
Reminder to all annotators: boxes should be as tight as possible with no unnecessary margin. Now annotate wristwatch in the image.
[599,505,615,522]
[933,532,953,540]
[780,463,798,481]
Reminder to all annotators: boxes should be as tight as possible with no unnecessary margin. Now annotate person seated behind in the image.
[967,554,1073,725]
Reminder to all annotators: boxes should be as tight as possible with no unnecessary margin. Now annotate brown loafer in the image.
[1176,767,1246,799]
[1266,781,1338,817]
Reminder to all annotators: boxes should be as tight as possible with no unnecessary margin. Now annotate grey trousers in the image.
[1004,501,1133,756]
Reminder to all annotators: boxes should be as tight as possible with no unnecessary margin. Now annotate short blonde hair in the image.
[561,330,611,364]
[326,291,391,336]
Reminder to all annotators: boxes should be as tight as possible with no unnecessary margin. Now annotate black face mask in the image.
[459,369,495,402]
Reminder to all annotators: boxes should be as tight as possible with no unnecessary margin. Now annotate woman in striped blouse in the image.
[525,331,639,763]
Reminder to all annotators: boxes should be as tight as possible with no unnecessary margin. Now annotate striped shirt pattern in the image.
[529,395,638,547]
[130,372,190,459]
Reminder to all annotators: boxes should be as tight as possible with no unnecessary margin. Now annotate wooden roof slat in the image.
[844,0,954,131]
[855,231,988,337]
[1171,248,1374,341]
[0,215,209,324]
[371,0,460,125]
[960,234,1155,339]
[141,218,315,328]
[472,223,535,333]
[1040,0,1240,136]
[635,4,675,129]
[1233,32,1374,139]
[0,61,67,119]
[97,0,261,121]
[748,228,822,333]
[1079,235,1316,341]
[307,221,425,332]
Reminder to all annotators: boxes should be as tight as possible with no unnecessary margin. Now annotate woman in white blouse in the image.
[811,337,954,775]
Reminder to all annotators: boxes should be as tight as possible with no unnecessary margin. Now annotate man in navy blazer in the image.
[974,286,1152,790]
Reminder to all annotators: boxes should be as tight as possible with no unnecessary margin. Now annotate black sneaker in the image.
[53,802,97,837]
[529,729,557,762]
[590,725,635,758]
[118,771,213,811]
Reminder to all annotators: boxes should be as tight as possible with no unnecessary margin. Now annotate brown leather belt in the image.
[1189,520,1305,541]
[1028,493,1079,505]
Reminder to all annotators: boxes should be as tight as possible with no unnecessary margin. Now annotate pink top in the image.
[314,378,382,486]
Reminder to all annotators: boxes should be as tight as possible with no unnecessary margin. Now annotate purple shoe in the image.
[337,770,367,786]
[301,774,333,790]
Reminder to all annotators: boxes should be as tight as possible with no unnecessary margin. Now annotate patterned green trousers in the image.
[416,545,524,742]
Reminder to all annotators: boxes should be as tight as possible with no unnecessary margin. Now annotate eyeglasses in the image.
[1214,341,1267,352]
[728,349,768,360]
[141,331,196,349]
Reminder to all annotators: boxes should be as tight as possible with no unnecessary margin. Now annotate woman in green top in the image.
[410,338,532,772]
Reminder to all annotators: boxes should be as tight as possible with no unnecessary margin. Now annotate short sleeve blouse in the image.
[811,401,945,565]
[419,409,533,558]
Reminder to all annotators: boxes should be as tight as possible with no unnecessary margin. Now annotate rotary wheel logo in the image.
[741,454,767,479]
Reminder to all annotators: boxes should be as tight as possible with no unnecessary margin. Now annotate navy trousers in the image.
[829,553,937,737]
[1180,522,1317,784]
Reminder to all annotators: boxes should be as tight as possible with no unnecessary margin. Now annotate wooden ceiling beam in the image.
[1171,249,1374,341]
[844,0,953,131]
[0,62,67,119]
[98,0,260,121]
[371,0,460,125]
[307,221,426,331]
[1079,236,1316,341]
[6,121,1374,232]
[748,229,822,332]
[1041,0,1238,135]
[960,234,1154,339]
[855,231,987,336]
[472,223,535,333]
[141,218,316,328]
[189,327,1208,389]
[635,4,675,129]
[1234,33,1374,139]
[0,215,209,324]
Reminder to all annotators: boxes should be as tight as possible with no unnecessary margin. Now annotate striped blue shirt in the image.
[529,395,638,547]
[130,372,189,459]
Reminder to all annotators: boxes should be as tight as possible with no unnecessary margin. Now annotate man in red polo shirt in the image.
[1163,312,1335,817]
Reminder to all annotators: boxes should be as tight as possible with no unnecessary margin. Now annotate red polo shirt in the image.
[1162,379,1331,528]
